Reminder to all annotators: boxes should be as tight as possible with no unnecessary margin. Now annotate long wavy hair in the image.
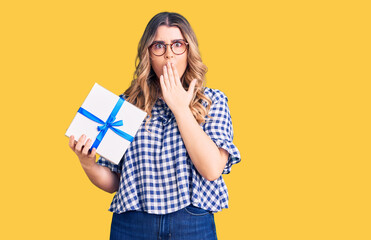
[123,12,212,132]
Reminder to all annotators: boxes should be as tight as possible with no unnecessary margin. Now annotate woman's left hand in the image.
[160,62,197,115]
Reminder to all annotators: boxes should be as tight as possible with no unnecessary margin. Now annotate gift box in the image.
[65,83,147,164]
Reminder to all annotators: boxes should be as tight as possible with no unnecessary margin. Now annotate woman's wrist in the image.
[80,159,98,172]
[173,106,192,119]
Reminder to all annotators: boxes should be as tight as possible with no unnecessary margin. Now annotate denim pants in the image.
[110,204,218,240]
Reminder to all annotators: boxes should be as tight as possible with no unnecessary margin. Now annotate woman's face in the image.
[149,25,188,82]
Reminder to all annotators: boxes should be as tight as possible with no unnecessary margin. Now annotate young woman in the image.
[69,11,241,240]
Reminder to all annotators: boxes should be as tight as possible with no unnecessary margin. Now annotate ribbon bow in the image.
[97,116,123,131]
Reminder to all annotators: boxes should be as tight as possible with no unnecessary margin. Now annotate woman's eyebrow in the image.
[153,39,185,44]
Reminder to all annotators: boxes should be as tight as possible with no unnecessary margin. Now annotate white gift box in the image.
[65,83,147,164]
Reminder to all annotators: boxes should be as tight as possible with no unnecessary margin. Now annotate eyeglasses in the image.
[149,40,189,56]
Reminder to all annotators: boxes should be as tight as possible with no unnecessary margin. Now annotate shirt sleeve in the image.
[96,155,123,174]
[202,90,241,174]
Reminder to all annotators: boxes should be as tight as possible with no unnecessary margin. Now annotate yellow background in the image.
[1,0,370,239]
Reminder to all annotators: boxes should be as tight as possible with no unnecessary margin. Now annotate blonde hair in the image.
[123,12,212,132]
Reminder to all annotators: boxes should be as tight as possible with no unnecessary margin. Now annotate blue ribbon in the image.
[77,98,134,150]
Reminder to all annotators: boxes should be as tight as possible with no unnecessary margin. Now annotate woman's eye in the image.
[155,44,164,49]
[174,42,182,48]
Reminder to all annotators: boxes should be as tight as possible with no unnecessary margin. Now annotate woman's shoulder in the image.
[202,86,228,104]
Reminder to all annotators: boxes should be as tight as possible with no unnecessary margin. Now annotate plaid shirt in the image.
[97,87,241,214]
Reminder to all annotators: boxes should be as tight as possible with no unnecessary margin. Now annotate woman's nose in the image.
[164,44,174,58]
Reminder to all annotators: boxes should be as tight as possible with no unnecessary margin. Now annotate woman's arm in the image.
[81,163,120,194]
[173,109,229,181]
[69,135,120,194]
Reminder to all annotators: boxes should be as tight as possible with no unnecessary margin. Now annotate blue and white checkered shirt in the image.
[97,87,241,214]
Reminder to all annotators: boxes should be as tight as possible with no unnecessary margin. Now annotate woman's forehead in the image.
[154,26,184,41]
[153,39,184,44]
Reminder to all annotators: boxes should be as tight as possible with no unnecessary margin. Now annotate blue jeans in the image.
[110,204,218,240]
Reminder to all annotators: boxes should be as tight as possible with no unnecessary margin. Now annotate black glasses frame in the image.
[149,40,189,56]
